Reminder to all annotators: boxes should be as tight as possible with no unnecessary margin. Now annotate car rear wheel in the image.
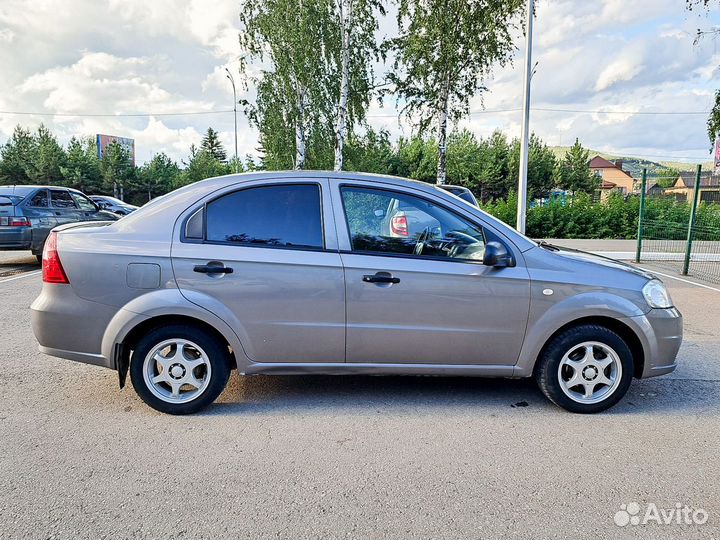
[535,324,634,413]
[130,325,231,415]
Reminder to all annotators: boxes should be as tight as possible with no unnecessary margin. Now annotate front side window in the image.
[70,193,97,211]
[205,184,323,249]
[50,190,77,209]
[340,186,486,262]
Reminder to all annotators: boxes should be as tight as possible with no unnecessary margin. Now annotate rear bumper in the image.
[0,226,32,249]
[31,283,118,369]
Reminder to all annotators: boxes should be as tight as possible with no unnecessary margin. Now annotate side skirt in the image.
[242,362,519,378]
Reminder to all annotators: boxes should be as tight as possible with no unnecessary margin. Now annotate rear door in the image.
[49,189,80,226]
[335,183,531,366]
[171,179,346,364]
[23,189,57,252]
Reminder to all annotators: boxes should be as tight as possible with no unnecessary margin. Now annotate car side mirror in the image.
[483,241,511,267]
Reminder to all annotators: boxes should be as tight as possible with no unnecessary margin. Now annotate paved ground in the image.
[1,250,719,539]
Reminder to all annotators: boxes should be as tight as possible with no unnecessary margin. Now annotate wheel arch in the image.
[532,316,645,379]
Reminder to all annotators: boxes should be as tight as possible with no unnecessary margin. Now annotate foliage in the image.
[100,142,135,198]
[0,125,35,185]
[387,0,524,183]
[481,192,720,240]
[135,153,181,202]
[179,145,230,186]
[239,0,337,169]
[200,128,227,162]
[554,138,598,198]
[61,137,102,194]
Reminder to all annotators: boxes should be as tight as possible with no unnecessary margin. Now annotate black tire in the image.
[35,253,42,264]
[130,324,231,415]
[535,324,634,414]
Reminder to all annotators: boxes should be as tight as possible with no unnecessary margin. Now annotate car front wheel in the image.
[130,325,231,414]
[535,324,634,413]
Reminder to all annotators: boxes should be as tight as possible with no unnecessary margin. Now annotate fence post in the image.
[635,168,647,263]
[682,164,702,276]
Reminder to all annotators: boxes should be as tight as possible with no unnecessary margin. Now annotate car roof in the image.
[0,185,82,193]
[114,171,535,253]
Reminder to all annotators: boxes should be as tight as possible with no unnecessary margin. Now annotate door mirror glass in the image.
[374,209,385,217]
[482,241,511,267]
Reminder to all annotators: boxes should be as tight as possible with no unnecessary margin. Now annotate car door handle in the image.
[363,273,400,284]
[193,265,234,274]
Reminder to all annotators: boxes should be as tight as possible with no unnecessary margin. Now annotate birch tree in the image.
[332,0,383,170]
[387,0,524,184]
[240,0,336,169]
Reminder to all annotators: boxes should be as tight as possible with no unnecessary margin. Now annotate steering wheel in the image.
[446,230,480,258]
[414,226,432,255]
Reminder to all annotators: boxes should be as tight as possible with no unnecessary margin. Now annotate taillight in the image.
[42,232,69,284]
[390,215,409,236]
[0,216,31,227]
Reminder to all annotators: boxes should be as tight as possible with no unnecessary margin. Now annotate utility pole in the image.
[516,0,534,234]
[225,67,239,173]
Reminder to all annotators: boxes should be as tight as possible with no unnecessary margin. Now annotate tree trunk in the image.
[334,0,353,171]
[436,84,450,185]
[295,84,307,170]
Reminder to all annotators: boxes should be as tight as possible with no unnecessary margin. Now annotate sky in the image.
[0,0,719,165]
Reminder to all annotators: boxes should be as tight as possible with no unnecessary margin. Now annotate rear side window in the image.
[50,190,77,209]
[28,190,49,207]
[205,184,323,249]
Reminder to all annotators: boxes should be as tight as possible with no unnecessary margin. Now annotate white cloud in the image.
[595,57,645,91]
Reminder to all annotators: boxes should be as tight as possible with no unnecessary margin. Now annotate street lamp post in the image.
[516,0,534,234]
[225,67,239,173]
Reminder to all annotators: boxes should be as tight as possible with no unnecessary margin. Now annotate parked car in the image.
[438,184,479,206]
[88,195,138,216]
[31,172,682,415]
[0,185,118,262]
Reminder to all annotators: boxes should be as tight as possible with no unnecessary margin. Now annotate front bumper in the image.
[631,306,683,378]
[0,226,32,249]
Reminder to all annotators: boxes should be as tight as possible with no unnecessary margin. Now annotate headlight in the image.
[642,279,673,309]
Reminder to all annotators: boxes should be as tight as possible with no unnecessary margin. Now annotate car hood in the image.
[543,244,655,280]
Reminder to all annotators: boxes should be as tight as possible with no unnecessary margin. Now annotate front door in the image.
[49,189,80,226]
[171,180,345,364]
[337,185,531,366]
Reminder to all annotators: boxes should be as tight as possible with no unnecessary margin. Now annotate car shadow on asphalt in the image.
[203,372,719,417]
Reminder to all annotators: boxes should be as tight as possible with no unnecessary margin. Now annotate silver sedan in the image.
[31,172,682,414]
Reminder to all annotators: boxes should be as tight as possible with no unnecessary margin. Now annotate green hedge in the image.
[481,192,720,239]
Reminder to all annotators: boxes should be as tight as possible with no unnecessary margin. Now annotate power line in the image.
[0,109,234,117]
[367,106,710,118]
[0,106,708,119]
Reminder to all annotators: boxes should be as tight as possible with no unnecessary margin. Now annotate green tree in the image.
[100,142,134,200]
[387,0,524,184]
[390,136,438,182]
[446,129,483,187]
[24,125,66,185]
[179,145,228,186]
[0,125,35,185]
[240,0,337,169]
[476,131,511,202]
[344,128,394,173]
[200,128,227,162]
[508,133,557,200]
[135,153,181,201]
[554,138,598,201]
[61,136,102,193]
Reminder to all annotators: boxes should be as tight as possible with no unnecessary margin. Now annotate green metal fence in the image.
[636,165,720,284]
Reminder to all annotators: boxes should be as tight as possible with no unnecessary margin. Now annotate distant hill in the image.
[549,146,712,179]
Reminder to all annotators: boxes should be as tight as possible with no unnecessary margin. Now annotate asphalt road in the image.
[1,253,719,539]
